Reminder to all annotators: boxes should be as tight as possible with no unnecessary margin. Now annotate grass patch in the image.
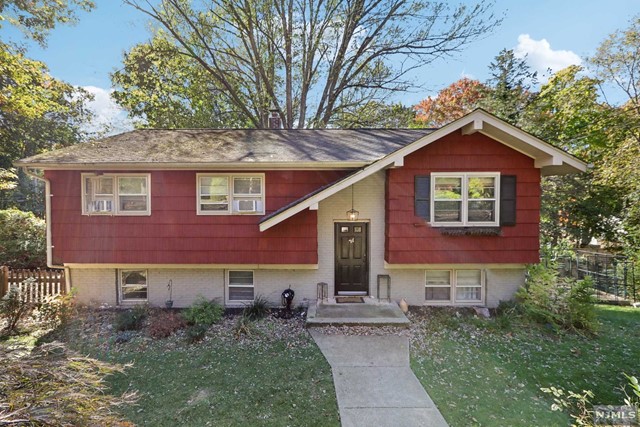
[52,309,339,427]
[410,305,640,426]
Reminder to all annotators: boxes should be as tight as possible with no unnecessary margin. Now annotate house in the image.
[15,110,587,308]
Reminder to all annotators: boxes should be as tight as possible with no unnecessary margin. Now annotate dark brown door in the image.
[335,223,368,295]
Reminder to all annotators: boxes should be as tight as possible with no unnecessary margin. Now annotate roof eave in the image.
[259,109,588,231]
[13,160,369,171]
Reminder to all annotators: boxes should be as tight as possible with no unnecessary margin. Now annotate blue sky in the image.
[2,0,639,129]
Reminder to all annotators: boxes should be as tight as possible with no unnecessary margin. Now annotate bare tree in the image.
[124,0,500,128]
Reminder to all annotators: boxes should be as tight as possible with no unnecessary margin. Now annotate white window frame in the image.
[227,270,255,303]
[430,172,500,227]
[454,270,484,304]
[425,269,485,305]
[425,270,453,303]
[82,173,151,216]
[119,269,148,303]
[197,173,265,215]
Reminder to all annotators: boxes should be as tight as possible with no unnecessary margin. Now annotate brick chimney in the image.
[268,103,281,129]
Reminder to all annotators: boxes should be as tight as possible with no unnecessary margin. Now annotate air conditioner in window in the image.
[92,200,113,213]
[236,199,258,212]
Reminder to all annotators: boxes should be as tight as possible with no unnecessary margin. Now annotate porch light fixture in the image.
[346,185,359,221]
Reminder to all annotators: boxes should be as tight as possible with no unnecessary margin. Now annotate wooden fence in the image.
[0,266,66,303]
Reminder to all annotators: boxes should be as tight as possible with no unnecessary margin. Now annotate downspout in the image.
[21,168,65,272]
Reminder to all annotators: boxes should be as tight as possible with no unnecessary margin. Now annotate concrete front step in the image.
[306,300,410,327]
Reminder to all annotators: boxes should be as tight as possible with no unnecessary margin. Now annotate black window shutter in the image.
[415,175,430,220]
[500,175,517,226]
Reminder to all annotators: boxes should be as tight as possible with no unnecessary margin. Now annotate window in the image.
[197,174,264,215]
[425,270,451,301]
[431,173,499,226]
[455,270,483,302]
[425,269,483,304]
[120,270,148,302]
[228,271,254,302]
[82,174,150,215]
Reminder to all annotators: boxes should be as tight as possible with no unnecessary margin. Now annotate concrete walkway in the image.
[310,331,448,427]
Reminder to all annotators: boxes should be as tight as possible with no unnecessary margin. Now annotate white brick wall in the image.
[68,171,526,309]
[485,269,526,308]
[147,269,223,307]
[70,268,117,306]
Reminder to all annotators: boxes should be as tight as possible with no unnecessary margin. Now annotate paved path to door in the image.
[309,331,448,427]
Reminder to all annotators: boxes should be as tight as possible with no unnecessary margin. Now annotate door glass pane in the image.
[434,177,462,199]
[434,200,461,222]
[341,226,349,233]
[354,226,362,233]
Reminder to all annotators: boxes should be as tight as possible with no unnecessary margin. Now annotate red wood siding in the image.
[385,131,541,264]
[46,170,349,265]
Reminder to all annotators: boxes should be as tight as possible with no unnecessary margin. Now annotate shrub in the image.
[114,305,148,331]
[33,290,76,329]
[233,313,254,339]
[516,263,559,326]
[182,297,223,326]
[113,330,137,344]
[542,374,640,425]
[0,284,35,334]
[566,277,598,332]
[0,208,46,268]
[185,324,207,344]
[515,263,598,333]
[541,386,594,425]
[147,310,186,339]
[242,295,270,320]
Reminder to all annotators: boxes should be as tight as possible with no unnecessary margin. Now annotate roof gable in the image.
[259,109,588,231]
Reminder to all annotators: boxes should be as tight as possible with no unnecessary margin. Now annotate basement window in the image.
[120,270,148,302]
[425,269,484,304]
[228,271,254,302]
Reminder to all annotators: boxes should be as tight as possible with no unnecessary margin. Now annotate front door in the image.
[335,222,369,295]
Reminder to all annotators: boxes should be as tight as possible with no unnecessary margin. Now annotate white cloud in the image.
[81,86,134,134]
[514,34,582,75]
[460,70,476,80]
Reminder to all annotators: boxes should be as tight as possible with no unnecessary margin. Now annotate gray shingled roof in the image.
[16,128,435,166]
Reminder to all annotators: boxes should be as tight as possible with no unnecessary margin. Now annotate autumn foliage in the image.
[414,78,487,127]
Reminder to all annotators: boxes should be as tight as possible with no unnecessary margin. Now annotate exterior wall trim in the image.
[64,263,319,270]
[15,162,366,170]
[384,262,527,269]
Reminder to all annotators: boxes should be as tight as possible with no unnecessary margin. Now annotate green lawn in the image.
[53,312,340,427]
[410,305,640,426]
